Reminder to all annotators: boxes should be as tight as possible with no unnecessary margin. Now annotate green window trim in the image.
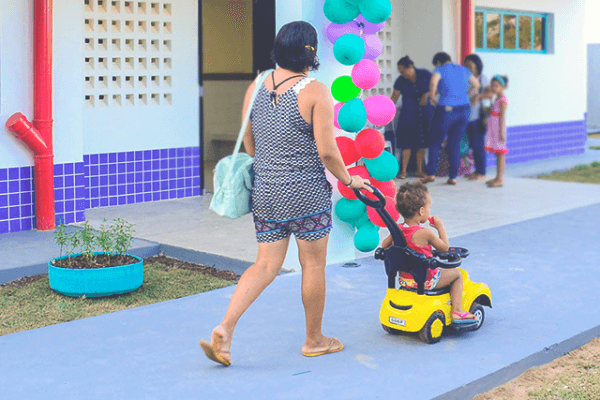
[475,8,548,54]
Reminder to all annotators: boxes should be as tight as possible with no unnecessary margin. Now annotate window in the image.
[475,8,548,53]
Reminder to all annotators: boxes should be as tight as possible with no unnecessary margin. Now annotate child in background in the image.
[381,182,476,323]
[485,75,509,187]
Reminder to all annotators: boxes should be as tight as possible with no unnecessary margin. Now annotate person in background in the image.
[485,75,509,188]
[389,56,433,179]
[463,54,491,182]
[421,52,480,185]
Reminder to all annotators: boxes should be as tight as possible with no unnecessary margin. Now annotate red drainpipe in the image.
[5,0,55,231]
[460,0,474,62]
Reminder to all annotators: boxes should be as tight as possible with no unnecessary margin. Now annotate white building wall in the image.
[588,44,600,131]
[474,0,587,126]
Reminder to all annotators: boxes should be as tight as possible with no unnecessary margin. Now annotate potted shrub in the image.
[49,218,143,298]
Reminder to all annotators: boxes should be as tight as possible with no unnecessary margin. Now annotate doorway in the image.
[200,0,275,192]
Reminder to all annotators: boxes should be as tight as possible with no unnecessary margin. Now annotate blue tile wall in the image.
[0,146,201,234]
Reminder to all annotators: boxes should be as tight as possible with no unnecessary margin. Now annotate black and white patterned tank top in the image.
[250,75,326,184]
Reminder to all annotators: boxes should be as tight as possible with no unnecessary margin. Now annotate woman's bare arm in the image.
[429,73,441,106]
[241,80,257,157]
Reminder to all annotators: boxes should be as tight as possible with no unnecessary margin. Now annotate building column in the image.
[460,0,474,61]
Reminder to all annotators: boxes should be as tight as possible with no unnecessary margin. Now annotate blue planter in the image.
[49,253,144,298]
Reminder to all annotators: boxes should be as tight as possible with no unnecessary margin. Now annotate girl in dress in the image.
[485,76,509,187]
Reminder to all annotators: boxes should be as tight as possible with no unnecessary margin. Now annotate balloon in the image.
[354,221,380,252]
[344,0,363,5]
[334,102,344,129]
[355,15,386,34]
[337,164,370,199]
[338,98,367,133]
[362,34,383,60]
[335,198,367,223]
[359,0,392,24]
[351,59,380,89]
[352,212,370,229]
[326,22,361,44]
[355,128,385,159]
[335,136,361,166]
[324,0,361,24]
[367,177,397,200]
[364,150,399,181]
[334,34,365,66]
[331,76,361,102]
[367,196,400,227]
[364,95,396,126]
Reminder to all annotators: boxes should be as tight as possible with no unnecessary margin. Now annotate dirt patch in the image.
[144,255,240,283]
[474,338,600,399]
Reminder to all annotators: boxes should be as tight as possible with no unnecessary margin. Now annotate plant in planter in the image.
[50,218,143,298]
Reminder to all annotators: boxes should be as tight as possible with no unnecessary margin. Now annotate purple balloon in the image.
[355,15,386,34]
[362,34,383,60]
[327,22,361,44]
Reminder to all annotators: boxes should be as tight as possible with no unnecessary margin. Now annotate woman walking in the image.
[421,52,480,185]
[200,21,371,366]
[389,56,433,179]
[463,54,490,181]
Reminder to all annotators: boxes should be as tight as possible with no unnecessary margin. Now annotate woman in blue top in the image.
[421,52,480,185]
[390,56,434,179]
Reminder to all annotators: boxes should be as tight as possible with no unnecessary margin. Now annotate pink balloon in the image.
[327,22,361,44]
[362,34,383,60]
[355,15,386,34]
[334,102,345,129]
[351,59,381,89]
[364,95,396,126]
[335,136,361,166]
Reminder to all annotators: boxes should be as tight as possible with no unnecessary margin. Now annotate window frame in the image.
[475,8,548,54]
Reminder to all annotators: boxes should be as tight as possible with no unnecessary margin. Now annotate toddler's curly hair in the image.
[395,182,429,219]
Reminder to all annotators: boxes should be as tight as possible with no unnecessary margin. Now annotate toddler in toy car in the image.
[381,182,476,323]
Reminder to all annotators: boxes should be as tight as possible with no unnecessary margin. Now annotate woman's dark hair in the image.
[432,52,452,66]
[397,56,414,68]
[395,182,429,219]
[463,54,483,75]
[270,21,319,73]
[491,75,509,87]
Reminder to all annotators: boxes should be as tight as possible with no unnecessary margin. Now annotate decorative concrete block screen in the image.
[367,17,394,98]
[84,0,172,107]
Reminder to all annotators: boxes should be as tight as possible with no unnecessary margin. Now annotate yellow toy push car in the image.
[355,186,492,344]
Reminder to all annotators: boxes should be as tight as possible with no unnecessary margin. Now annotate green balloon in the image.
[359,0,392,24]
[324,0,360,24]
[352,212,370,229]
[335,198,367,223]
[364,150,399,181]
[334,34,365,66]
[331,76,361,103]
[338,98,367,133]
[354,222,380,252]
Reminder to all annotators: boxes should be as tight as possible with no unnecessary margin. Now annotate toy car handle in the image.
[354,185,408,248]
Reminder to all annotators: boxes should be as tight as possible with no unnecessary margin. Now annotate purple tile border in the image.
[0,146,201,234]
[485,119,587,167]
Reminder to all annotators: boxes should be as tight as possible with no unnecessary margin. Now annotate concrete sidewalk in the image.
[0,137,599,399]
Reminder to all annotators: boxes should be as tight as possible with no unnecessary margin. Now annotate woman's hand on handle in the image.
[347,175,372,192]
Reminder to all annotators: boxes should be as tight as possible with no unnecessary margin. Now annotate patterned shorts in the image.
[252,178,333,243]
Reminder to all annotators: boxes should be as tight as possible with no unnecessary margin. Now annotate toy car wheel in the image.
[469,303,485,331]
[382,324,401,335]
[418,312,445,344]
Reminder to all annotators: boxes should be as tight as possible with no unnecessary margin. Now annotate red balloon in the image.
[366,177,397,200]
[355,128,385,159]
[335,136,361,166]
[337,165,370,199]
[367,195,400,227]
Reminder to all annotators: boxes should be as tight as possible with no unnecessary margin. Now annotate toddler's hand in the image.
[429,216,443,229]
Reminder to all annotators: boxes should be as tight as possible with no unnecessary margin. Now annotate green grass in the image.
[589,146,600,150]
[527,363,600,399]
[0,262,233,336]
[538,162,600,185]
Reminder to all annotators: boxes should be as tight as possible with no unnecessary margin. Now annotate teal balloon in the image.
[334,34,365,66]
[345,0,363,5]
[338,98,367,133]
[364,150,399,181]
[359,0,392,24]
[335,198,367,223]
[354,221,380,252]
[324,0,360,24]
[352,212,370,229]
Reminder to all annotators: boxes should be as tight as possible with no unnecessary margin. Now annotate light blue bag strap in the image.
[220,69,274,189]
